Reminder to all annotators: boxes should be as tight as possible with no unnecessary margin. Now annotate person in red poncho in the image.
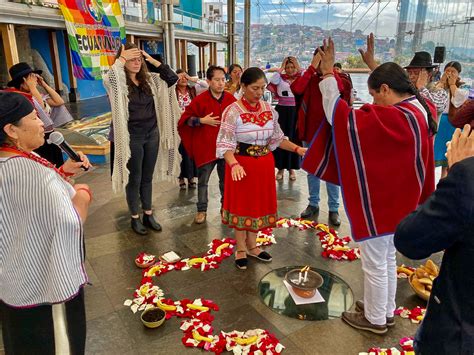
[290,49,352,226]
[303,34,437,334]
[178,66,237,224]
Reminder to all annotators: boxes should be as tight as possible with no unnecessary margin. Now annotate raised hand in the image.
[119,45,141,61]
[317,38,335,75]
[200,112,221,127]
[358,33,377,71]
[416,69,429,90]
[23,73,38,90]
[141,50,161,68]
[446,124,474,168]
[310,52,321,70]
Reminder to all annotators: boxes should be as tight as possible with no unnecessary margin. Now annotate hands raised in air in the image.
[358,33,378,71]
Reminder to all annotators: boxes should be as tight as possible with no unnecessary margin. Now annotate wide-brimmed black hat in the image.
[404,52,437,69]
[7,62,42,87]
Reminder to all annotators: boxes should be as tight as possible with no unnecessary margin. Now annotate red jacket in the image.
[178,90,236,168]
[291,66,352,142]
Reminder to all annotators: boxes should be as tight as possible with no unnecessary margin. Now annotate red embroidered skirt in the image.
[222,153,277,232]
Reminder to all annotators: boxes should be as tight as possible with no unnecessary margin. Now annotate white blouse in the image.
[216,100,287,159]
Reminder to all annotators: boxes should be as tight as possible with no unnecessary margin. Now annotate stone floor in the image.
[34,163,437,355]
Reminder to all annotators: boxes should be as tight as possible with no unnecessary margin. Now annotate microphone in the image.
[47,131,89,171]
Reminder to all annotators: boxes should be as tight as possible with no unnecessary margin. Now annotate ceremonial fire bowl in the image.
[285,268,324,298]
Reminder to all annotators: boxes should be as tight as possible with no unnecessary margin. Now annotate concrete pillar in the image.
[244,0,250,68]
[0,24,19,73]
[227,0,235,67]
[63,30,78,102]
[167,1,177,69]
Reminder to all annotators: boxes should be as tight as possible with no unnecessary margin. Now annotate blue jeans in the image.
[303,141,340,212]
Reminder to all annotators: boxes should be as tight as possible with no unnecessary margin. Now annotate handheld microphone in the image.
[47,131,89,171]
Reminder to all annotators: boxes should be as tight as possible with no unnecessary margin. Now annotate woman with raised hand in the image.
[104,43,181,235]
[225,63,243,97]
[0,91,92,354]
[268,56,302,181]
[303,34,437,334]
[216,67,306,270]
[434,61,470,178]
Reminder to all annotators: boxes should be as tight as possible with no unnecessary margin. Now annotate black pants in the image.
[178,143,197,180]
[1,288,86,355]
[126,128,159,215]
[35,132,64,168]
[197,159,225,212]
[273,105,300,170]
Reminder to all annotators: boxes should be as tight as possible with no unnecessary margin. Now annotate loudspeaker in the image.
[433,46,446,64]
[187,55,197,77]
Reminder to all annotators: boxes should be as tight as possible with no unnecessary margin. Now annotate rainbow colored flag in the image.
[58,0,126,80]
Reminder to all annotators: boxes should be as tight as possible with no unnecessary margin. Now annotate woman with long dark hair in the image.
[268,56,302,181]
[104,43,181,235]
[304,34,437,334]
[434,61,470,177]
[217,67,306,270]
[175,69,208,189]
[225,63,243,97]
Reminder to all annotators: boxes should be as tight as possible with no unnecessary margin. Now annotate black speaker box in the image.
[433,46,446,64]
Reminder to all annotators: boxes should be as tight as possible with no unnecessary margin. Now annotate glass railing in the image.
[119,0,161,24]
[174,8,227,36]
[8,0,59,8]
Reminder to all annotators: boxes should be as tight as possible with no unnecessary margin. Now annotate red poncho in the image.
[178,90,236,168]
[302,97,436,241]
[290,66,352,142]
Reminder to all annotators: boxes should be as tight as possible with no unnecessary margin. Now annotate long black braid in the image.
[407,81,438,136]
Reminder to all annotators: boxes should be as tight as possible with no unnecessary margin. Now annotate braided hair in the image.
[368,62,437,135]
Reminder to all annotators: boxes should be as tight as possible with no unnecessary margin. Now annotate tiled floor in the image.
[51,163,437,355]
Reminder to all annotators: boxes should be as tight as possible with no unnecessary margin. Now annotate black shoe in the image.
[328,211,341,226]
[143,213,162,232]
[247,251,272,262]
[235,258,248,270]
[131,217,148,235]
[300,205,319,219]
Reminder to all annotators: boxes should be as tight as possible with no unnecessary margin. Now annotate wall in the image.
[28,28,106,100]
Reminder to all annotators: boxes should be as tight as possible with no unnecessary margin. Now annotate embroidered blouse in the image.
[269,72,297,106]
[216,100,287,158]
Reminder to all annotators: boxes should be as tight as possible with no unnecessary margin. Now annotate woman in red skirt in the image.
[217,67,307,270]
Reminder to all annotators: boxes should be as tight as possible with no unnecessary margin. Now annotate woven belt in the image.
[235,142,270,157]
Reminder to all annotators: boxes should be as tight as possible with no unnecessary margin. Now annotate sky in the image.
[205,0,473,41]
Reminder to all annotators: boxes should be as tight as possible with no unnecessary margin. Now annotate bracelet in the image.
[58,166,74,177]
[76,187,92,202]
[293,146,300,153]
[229,162,240,169]
[322,73,334,79]
[120,55,127,61]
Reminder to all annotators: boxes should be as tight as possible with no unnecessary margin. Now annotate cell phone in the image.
[281,90,289,97]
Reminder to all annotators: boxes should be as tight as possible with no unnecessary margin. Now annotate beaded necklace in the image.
[0,143,72,182]
[241,97,261,113]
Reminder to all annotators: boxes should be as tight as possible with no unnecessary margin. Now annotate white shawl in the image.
[103,60,182,193]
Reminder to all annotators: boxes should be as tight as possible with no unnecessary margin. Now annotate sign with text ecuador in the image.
[58,0,126,80]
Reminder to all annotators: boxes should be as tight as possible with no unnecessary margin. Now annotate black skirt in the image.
[272,104,300,170]
[1,288,86,355]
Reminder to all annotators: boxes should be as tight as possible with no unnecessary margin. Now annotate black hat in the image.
[7,62,43,87]
[405,52,437,69]
[0,91,35,129]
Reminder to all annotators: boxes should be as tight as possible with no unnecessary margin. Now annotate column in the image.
[48,30,63,95]
[63,31,78,102]
[0,24,19,72]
